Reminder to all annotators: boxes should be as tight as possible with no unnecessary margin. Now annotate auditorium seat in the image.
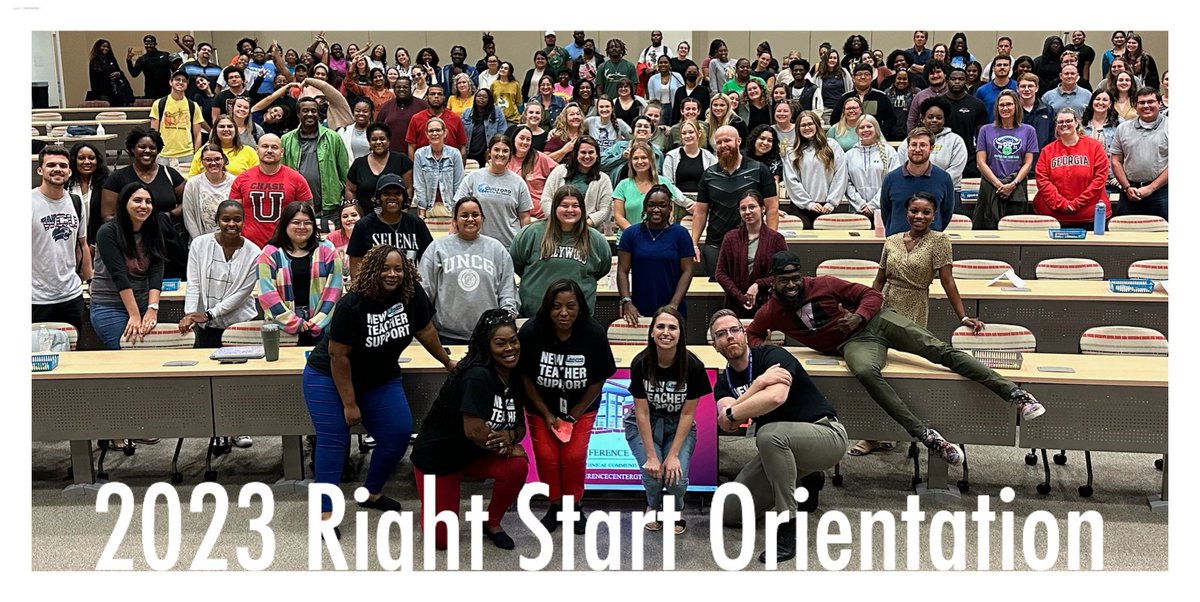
[32,112,62,122]
[813,214,871,230]
[221,320,299,346]
[1035,257,1104,280]
[607,317,652,345]
[80,100,111,108]
[1128,259,1168,280]
[950,322,1037,352]
[706,319,785,345]
[816,258,880,279]
[1108,215,1168,232]
[119,326,195,349]
[424,216,452,231]
[946,214,973,230]
[951,259,1013,280]
[998,215,1060,230]
[95,111,128,121]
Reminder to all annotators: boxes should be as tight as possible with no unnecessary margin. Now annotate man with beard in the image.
[127,34,174,99]
[541,31,572,78]
[745,251,1046,468]
[406,84,467,157]
[975,54,1017,121]
[942,67,989,179]
[183,42,222,96]
[710,306,846,564]
[440,45,479,88]
[281,97,349,214]
[597,38,639,98]
[691,126,778,277]
[564,31,587,62]
[377,77,428,155]
[32,146,93,331]
[878,128,955,234]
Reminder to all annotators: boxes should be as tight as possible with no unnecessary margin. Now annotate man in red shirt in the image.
[376,77,427,155]
[405,84,467,158]
[745,251,1046,467]
[229,133,313,247]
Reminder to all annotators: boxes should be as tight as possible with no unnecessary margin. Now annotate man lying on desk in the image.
[745,251,1046,466]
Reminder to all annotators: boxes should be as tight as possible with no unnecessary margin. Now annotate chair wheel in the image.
[170,473,183,484]
[97,472,109,480]
[831,474,844,486]
[204,470,218,481]
[122,443,136,456]
[1024,453,1038,466]
[957,480,970,493]
[1036,483,1051,495]
[1053,453,1067,465]
[1155,458,1164,470]
[1078,485,1094,498]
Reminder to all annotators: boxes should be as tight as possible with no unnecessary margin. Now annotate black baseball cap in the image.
[771,251,803,276]
[376,173,405,191]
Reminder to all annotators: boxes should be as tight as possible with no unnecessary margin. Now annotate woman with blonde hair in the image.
[448,73,475,116]
[612,141,686,239]
[704,93,745,148]
[844,114,901,219]
[827,96,863,151]
[543,102,586,162]
[782,110,847,229]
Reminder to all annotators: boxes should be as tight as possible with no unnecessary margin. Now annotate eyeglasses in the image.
[712,325,745,340]
[1055,120,1076,125]
[289,220,314,228]
[201,157,225,164]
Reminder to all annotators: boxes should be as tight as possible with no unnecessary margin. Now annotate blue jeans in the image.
[624,412,696,512]
[302,366,413,513]
[90,301,145,350]
[1117,184,1168,221]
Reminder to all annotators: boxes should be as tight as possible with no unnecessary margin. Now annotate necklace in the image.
[645,224,668,242]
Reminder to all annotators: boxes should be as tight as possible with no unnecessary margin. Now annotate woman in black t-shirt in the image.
[517,278,616,535]
[411,309,528,551]
[302,244,455,536]
[625,306,711,535]
[101,129,187,278]
[345,122,414,212]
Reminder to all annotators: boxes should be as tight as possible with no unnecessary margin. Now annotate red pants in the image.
[413,453,528,550]
[526,410,597,504]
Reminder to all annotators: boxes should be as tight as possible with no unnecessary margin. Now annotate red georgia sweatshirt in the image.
[746,276,884,354]
[1033,136,1111,225]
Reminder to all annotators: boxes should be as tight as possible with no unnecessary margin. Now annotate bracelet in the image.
[960,316,973,324]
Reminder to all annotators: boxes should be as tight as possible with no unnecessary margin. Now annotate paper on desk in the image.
[1157,280,1169,294]
[987,269,1026,289]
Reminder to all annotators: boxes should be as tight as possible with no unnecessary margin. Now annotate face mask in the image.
[685,72,698,82]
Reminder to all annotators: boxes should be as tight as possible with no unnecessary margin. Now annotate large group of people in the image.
[36,29,1168,563]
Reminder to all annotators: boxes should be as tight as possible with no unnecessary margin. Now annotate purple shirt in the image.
[976,124,1038,180]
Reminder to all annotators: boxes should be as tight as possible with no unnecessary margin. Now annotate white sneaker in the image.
[363,434,376,447]
[232,435,253,448]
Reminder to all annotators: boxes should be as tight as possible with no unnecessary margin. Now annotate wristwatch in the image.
[620,296,633,305]
[147,303,160,311]
[205,311,214,322]
[725,406,735,422]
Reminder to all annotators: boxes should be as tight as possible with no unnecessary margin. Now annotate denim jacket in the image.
[412,145,466,211]
[461,106,509,144]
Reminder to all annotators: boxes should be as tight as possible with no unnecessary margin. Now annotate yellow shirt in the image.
[150,95,205,159]
[447,94,473,116]
[491,80,522,124]
[187,144,260,178]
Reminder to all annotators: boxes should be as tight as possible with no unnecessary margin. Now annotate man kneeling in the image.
[711,309,848,564]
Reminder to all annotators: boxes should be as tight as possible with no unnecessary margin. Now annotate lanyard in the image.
[724,349,753,394]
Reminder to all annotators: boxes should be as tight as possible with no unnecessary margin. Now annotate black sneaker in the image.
[758,518,797,563]
[574,506,588,535]
[918,428,964,465]
[540,503,561,533]
[798,471,825,512]
[358,495,403,513]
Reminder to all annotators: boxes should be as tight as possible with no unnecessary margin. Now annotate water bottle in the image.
[95,122,106,137]
[1094,200,1106,236]
[873,209,885,238]
[37,325,54,352]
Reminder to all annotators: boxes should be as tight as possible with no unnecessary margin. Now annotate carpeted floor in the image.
[31,435,1167,571]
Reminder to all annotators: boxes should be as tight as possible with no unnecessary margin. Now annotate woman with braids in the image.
[510,186,611,318]
[411,309,528,551]
[516,278,616,534]
[302,244,455,538]
[625,306,711,534]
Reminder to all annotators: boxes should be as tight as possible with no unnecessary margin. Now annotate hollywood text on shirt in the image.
[365,302,411,348]
[548,245,586,264]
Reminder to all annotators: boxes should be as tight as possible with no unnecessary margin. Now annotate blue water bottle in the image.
[1094,200,1106,236]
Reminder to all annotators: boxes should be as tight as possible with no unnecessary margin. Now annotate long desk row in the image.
[34,106,153,120]
[32,346,1167,505]
[93,272,1164,352]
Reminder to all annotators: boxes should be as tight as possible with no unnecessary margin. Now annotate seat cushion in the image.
[998,215,1061,230]
[1080,326,1168,356]
[946,214,973,231]
[951,323,1037,352]
[222,320,299,347]
[1127,259,1168,280]
[607,318,652,345]
[1035,257,1104,280]
[952,259,1013,280]
[813,214,871,230]
[816,258,881,279]
[119,326,196,349]
[1108,215,1168,232]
